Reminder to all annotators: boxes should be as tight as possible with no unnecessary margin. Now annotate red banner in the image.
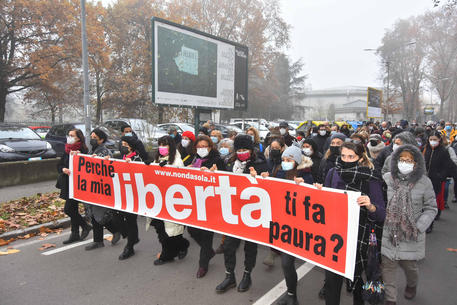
[69,154,360,280]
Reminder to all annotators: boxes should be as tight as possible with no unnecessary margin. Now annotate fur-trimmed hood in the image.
[390,144,425,184]
[297,155,313,170]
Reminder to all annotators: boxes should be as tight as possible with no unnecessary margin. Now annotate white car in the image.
[157,123,195,134]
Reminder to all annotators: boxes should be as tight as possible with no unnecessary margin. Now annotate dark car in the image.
[0,124,57,162]
[45,123,118,157]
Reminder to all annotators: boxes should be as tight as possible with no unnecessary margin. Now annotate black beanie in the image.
[91,128,108,143]
[121,135,139,150]
[234,134,254,151]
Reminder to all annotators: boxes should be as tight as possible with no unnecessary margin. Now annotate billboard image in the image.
[367,87,382,118]
[152,18,248,109]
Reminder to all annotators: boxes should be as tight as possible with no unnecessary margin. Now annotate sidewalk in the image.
[0,180,58,204]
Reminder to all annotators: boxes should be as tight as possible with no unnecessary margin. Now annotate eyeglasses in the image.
[399,158,415,164]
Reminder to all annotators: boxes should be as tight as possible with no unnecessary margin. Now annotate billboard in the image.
[152,17,248,110]
[367,87,383,118]
[424,106,435,115]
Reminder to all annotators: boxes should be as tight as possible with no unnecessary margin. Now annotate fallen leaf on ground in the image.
[38,243,56,251]
[0,248,21,255]
[38,237,45,240]
[39,226,53,234]
[447,248,457,252]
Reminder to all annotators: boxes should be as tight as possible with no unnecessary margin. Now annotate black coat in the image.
[311,134,329,154]
[316,153,337,184]
[283,133,296,147]
[57,147,88,200]
[178,144,195,166]
[374,145,393,174]
[424,144,457,193]
[190,148,226,171]
[226,152,269,175]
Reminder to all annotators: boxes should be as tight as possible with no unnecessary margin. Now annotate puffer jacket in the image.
[382,145,437,261]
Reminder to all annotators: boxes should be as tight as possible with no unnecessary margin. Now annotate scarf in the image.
[65,142,82,155]
[123,151,137,160]
[335,158,379,194]
[192,157,208,168]
[384,175,418,245]
[233,159,247,174]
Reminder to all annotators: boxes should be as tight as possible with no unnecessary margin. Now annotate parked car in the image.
[29,126,51,139]
[0,124,56,162]
[45,123,118,157]
[157,123,195,134]
[103,118,157,144]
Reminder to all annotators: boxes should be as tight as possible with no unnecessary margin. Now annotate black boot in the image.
[85,241,104,251]
[119,246,135,260]
[216,272,236,293]
[276,293,299,305]
[237,270,252,292]
[80,223,92,241]
[63,232,80,245]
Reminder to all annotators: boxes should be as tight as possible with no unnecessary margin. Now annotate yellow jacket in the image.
[441,129,457,143]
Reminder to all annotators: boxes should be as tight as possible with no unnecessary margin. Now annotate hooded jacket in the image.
[382,145,437,260]
[303,139,323,182]
[378,131,417,175]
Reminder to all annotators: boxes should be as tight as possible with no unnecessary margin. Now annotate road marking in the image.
[252,262,315,305]
[0,231,71,252]
[42,234,112,256]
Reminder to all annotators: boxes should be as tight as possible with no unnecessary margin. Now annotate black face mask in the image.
[270,149,281,162]
[330,146,340,155]
[370,140,378,146]
[340,159,359,169]
[120,146,130,156]
[90,138,99,148]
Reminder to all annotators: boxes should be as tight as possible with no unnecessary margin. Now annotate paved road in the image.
[1,203,456,305]
[0,180,57,203]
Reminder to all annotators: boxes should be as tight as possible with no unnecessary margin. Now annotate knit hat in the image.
[91,128,108,143]
[234,134,254,151]
[369,134,382,141]
[121,135,139,150]
[279,121,288,128]
[282,145,303,165]
[330,132,347,142]
[182,131,195,142]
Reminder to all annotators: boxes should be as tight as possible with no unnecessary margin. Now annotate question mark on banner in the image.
[330,234,344,262]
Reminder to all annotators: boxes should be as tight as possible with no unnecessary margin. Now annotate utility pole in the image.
[81,0,91,143]
[386,61,390,121]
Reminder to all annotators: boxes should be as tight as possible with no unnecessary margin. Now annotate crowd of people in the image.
[56,118,457,305]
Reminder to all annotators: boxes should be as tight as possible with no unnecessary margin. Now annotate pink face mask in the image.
[237,151,251,161]
[159,146,169,156]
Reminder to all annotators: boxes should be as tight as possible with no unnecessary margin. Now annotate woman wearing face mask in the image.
[218,138,234,162]
[381,145,437,305]
[85,129,125,251]
[115,136,149,260]
[216,134,269,294]
[246,126,265,154]
[57,128,92,244]
[423,131,457,232]
[210,129,223,147]
[302,138,322,182]
[188,135,226,278]
[317,133,347,184]
[177,131,196,166]
[148,136,190,265]
[319,142,385,305]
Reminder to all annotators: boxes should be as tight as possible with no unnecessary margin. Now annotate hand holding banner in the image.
[69,154,360,280]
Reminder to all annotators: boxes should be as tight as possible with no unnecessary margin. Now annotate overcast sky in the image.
[280,0,435,90]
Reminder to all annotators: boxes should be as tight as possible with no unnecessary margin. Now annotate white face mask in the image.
[67,136,76,144]
[280,128,286,135]
[398,161,414,175]
[181,139,190,148]
[393,144,400,151]
[302,148,312,156]
[429,140,439,147]
[197,148,209,158]
[319,130,327,136]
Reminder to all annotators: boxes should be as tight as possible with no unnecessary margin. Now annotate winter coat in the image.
[57,147,89,200]
[226,151,269,175]
[423,144,457,193]
[311,134,329,154]
[86,143,113,224]
[375,131,417,174]
[177,144,195,166]
[270,155,314,184]
[316,153,338,184]
[283,133,296,147]
[190,148,226,171]
[382,145,437,261]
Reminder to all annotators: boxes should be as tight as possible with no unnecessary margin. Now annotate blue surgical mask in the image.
[211,136,219,144]
[445,126,452,132]
[281,161,295,171]
[124,132,132,137]
[219,147,229,156]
